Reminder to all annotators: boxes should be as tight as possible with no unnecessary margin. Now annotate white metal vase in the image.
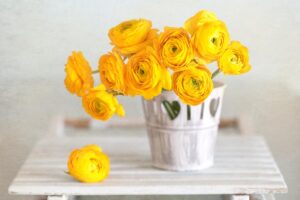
[142,82,226,171]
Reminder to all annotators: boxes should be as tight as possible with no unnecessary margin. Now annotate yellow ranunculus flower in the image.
[192,20,230,62]
[98,51,125,92]
[108,19,157,56]
[218,41,251,75]
[82,84,125,121]
[125,47,172,99]
[156,27,194,71]
[68,144,110,183]
[64,51,94,97]
[172,63,213,105]
[114,29,158,56]
[184,10,218,35]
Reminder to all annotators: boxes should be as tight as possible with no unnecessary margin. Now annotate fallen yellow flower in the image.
[67,144,110,183]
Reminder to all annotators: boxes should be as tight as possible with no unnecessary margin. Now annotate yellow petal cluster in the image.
[68,144,110,183]
[172,63,213,105]
[64,51,94,97]
[98,51,125,92]
[156,27,194,71]
[184,10,218,35]
[192,20,230,62]
[82,84,125,121]
[109,19,157,56]
[125,47,172,99]
[64,10,252,122]
[217,41,251,75]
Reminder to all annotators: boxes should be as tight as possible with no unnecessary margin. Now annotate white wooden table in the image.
[8,126,287,200]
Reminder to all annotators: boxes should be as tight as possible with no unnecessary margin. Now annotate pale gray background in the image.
[0,0,299,199]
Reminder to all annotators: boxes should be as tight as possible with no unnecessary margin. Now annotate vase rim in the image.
[159,81,226,96]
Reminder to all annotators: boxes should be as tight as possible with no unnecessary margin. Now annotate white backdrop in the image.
[0,0,299,199]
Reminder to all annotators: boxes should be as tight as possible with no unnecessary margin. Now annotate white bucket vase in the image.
[142,82,226,171]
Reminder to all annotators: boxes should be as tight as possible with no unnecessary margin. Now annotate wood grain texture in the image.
[146,126,217,170]
[8,135,287,196]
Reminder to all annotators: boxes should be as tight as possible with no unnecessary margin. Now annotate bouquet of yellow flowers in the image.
[64,10,251,121]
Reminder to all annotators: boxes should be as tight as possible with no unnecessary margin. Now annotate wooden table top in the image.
[9,133,287,196]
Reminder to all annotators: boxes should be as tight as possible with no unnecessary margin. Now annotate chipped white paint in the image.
[142,83,226,170]
[9,135,287,198]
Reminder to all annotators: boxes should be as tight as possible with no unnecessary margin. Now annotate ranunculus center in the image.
[230,53,241,64]
[172,45,178,53]
[136,64,148,81]
[89,158,101,173]
[211,37,217,44]
[120,22,133,32]
[139,68,145,75]
[211,32,224,48]
[191,78,201,89]
[94,99,104,113]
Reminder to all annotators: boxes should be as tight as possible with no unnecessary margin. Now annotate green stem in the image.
[92,69,99,74]
[64,170,70,175]
[162,100,176,120]
[187,105,191,120]
[107,89,124,96]
[212,69,220,79]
